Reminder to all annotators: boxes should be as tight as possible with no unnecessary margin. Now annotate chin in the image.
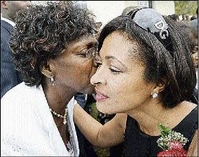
[96,103,113,114]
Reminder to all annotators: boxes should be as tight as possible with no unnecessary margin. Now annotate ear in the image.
[40,60,55,78]
[151,79,167,94]
[1,1,9,9]
[155,82,166,93]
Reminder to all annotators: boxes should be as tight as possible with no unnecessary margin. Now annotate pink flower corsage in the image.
[156,123,188,157]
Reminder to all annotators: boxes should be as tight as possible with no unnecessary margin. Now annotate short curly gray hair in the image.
[10,1,98,86]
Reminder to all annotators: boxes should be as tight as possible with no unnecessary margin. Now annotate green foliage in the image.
[175,1,198,15]
[90,102,99,120]
[158,123,171,138]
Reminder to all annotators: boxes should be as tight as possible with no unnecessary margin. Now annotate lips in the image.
[95,89,109,102]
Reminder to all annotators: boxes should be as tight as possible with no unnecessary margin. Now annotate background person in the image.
[74,7,198,157]
[177,20,198,104]
[1,1,31,98]
[168,13,179,22]
[1,2,98,156]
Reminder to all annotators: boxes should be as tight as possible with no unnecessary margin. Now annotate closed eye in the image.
[78,48,88,56]
[79,47,98,59]
[109,66,121,73]
[94,60,102,68]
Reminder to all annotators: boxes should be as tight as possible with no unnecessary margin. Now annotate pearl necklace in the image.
[50,108,67,125]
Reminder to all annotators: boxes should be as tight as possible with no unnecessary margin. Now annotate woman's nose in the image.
[90,72,99,86]
[90,70,106,86]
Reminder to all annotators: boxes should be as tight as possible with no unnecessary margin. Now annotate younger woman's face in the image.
[91,31,156,114]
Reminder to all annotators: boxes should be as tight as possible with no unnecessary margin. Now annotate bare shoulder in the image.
[180,101,197,111]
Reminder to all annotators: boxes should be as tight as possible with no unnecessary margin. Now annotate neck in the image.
[42,82,75,115]
[128,101,196,136]
[128,101,175,136]
[1,11,14,21]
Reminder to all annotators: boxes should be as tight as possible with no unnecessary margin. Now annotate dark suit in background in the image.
[1,20,22,98]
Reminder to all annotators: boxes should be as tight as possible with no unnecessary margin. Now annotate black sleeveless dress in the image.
[123,107,198,157]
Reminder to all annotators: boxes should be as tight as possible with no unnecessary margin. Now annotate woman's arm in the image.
[73,103,127,147]
[187,130,198,156]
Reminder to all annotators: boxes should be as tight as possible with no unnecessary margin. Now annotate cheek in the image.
[109,82,132,105]
[110,76,150,104]
[108,74,135,96]
[83,60,96,76]
[75,61,94,82]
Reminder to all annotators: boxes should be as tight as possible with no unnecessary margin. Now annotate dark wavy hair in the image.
[9,1,97,86]
[98,14,196,108]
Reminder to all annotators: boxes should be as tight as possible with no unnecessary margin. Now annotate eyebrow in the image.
[105,56,127,69]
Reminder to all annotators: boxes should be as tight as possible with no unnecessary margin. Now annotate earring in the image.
[50,76,55,86]
[152,92,158,99]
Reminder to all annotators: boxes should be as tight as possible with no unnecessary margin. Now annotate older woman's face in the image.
[91,31,156,114]
[50,35,98,94]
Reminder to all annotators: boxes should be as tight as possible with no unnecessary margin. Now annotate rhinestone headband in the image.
[127,7,173,52]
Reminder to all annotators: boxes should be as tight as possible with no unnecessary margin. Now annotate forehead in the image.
[99,31,146,68]
[66,34,98,51]
[100,31,138,58]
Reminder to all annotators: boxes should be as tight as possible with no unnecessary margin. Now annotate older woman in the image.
[1,1,98,156]
[74,8,198,156]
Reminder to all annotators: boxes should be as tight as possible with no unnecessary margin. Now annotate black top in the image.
[123,107,198,157]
